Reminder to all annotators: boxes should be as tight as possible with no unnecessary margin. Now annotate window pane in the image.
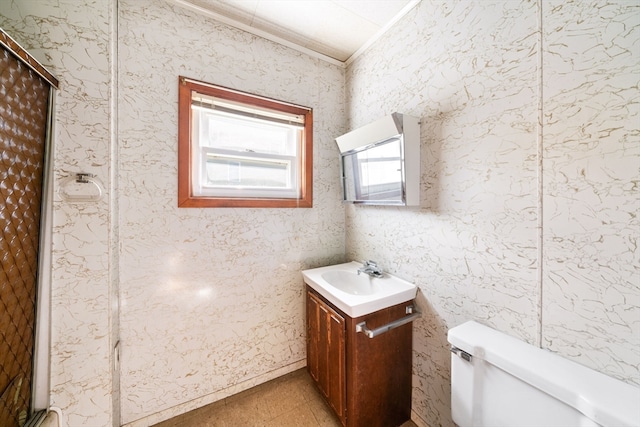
[197,108,298,156]
[204,153,291,188]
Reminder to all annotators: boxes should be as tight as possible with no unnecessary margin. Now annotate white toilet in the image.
[448,321,640,427]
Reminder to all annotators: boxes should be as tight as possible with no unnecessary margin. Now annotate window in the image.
[178,76,313,207]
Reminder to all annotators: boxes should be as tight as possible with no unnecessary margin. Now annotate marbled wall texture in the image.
[345,1,639,426]
[0,1,115,426]
[117,0,345,425]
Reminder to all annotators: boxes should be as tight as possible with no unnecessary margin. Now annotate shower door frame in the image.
[31,88,55,414]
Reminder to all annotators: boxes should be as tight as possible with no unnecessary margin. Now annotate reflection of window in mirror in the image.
[342,137,404,203]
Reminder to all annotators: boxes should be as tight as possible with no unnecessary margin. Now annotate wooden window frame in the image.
[178,76,313,208]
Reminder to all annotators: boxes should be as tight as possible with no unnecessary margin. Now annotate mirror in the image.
[335,113,420,206]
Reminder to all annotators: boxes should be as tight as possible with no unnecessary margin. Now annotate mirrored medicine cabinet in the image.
[335,113,420,206]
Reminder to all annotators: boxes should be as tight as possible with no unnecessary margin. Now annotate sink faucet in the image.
[357,260,384,278]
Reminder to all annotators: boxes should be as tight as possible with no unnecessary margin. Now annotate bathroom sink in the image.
[320,270,380,295]
[302,261,417,317]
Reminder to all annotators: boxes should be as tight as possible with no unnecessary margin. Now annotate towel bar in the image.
[355,306,420,338]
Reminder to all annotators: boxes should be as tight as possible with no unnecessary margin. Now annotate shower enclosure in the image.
[0,28,57,427]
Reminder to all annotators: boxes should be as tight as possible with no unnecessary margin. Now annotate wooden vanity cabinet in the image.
[307,290,347,424]
[306,286,413,427]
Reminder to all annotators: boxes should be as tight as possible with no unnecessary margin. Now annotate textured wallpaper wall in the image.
[116,1,346,425]
[344,1,639,426]
[0,1,116,426]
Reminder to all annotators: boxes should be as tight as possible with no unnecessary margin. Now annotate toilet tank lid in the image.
[448,321,640,427]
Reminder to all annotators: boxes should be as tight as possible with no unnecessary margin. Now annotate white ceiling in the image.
[172,0,420,64]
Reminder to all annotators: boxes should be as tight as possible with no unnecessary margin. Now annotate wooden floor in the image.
[152,368,418,427]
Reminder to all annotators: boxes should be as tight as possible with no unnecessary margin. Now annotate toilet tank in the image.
[448,321,640,427]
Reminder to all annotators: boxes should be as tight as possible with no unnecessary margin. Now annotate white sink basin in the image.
[302,261,417,317]
[320,270,381,295]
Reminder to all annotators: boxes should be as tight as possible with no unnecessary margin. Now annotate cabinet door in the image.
[306,291,346,424]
